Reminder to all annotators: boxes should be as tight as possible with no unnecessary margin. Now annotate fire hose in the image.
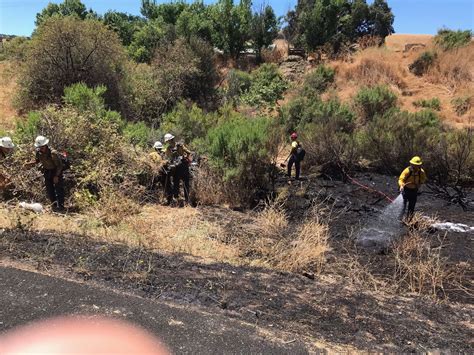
[345,174,395,203]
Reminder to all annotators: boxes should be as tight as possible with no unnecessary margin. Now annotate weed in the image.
[413,98,441,111]
[451,96,472,116]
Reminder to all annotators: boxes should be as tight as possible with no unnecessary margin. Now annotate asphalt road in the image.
[0,266,309,354]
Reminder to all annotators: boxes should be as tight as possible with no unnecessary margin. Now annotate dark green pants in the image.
[402,187,418,219]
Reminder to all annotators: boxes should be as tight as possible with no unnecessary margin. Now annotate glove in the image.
[399,186,404,193]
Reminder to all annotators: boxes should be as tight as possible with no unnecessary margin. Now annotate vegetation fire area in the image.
[0,0,473,352]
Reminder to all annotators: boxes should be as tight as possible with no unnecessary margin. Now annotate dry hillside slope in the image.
[330,34,473,127]
[0,61,17,131]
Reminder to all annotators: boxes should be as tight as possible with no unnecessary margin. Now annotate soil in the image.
[1,172,472,352]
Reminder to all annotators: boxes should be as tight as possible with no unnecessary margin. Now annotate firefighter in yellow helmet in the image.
[398,156,427,220]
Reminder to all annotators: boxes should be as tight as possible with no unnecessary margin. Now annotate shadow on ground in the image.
[1,228,472,352]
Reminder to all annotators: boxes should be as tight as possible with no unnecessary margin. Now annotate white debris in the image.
[431,222,474,233]
[19,202,44,213]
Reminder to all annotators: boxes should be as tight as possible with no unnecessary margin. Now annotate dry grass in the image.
[427,43,474,93]
[0,61,18,131]
[336,47,407,89]
[192,162,228,206]
[276,218,330,273]
[0,204,237,263]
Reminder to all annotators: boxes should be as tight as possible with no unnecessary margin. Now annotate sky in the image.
[0,0,473,37]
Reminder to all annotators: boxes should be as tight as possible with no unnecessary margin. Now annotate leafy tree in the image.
[368,0,394,38]
[103,11,144,46]
[211,0,252,58]
[251,5,279,61]
[128,19,166,63]
[141,0,188,24]
[284,0,394,52]
[18,17,125,111]
[35,0,97,27]
[176,1,215,43]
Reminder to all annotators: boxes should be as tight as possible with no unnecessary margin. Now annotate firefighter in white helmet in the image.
[25,136,65,212]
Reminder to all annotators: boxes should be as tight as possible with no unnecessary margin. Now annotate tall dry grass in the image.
[338,48,407,90]
[427,43,474,92]
[248,201,331,274]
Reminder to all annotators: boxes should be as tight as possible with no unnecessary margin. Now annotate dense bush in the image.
[0,37,30,61]
[18,17,126,111]
[9,84,155,214]
[301,65,335,97]
[127,19,166,63]
[361,109,441,174]
[125,38,217,124]
[224,70,253,105]
[413,98,441,111]
[354,85,397,123]
[160,102,218,144]
[203,114,273,206]
[409,51,437,76]
[434,29,472,51]
[281,96,355,133]
[240,64,288,107]
[123,121,155,147]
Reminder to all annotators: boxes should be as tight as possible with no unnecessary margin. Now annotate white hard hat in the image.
[164,133,175,142]
[0,136,15,149]
[153,141,163,150]
[34,135,49,148]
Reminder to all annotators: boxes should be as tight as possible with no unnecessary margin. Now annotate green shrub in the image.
[354,85,397,123]
[63,83,125,130]
[123,121,154,147]
[409,51,437,76]
[361,109,441,173]
[281,97,355,134]
[203,115,272,206]
[434,29,472,51]
[413,98,441,111]
[15,111,42,143]
[224,69,252,105]
[241,64,288,107]
[160,102,218,144]
[451,96,472,116]
[301,65,335,96]
[63,83,107,113]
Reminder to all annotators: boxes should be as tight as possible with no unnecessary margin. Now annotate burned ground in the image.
[1,173,472,352]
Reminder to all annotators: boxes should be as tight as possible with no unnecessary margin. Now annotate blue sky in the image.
[0,0,473,36]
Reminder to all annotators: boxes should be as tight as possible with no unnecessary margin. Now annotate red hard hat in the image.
[290,132,298,139]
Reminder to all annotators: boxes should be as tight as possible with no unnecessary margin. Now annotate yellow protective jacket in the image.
[164,143,191,161]
[290,141,301,155]
[398,167,427,189]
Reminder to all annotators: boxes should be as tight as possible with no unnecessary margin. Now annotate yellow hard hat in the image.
[410,156,423,165]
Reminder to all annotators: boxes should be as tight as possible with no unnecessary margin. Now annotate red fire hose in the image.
[345,174,395,203]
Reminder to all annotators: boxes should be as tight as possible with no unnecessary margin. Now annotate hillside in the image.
[331,34,473,128]
[1,32,473,353]
[0,61,17,131]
